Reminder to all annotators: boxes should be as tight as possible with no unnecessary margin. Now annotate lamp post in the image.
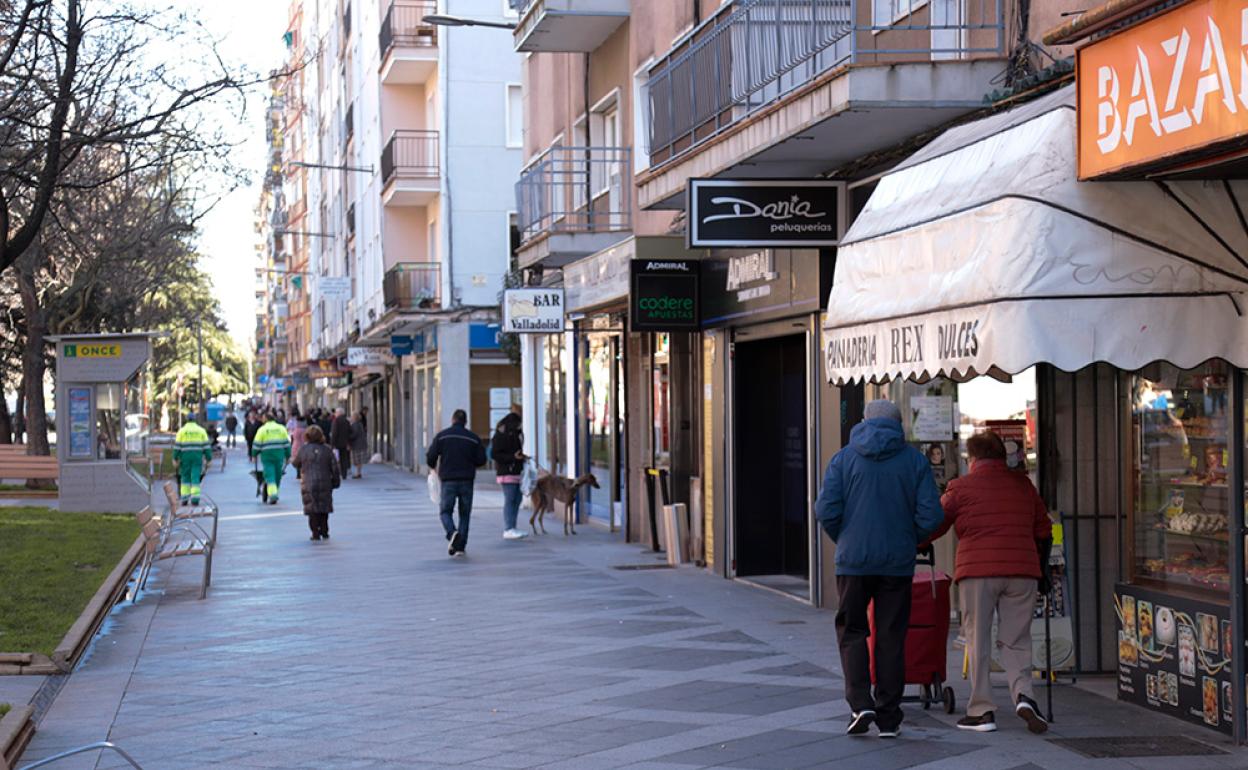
[424,14,516,29]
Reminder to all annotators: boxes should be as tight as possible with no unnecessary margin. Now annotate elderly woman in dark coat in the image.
[292,424,340,541]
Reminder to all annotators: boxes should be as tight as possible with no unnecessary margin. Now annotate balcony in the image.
[515,145,631,267]
[383,262,441,312]
[380,130,440,206]
[380,0,437,85]
[640,0,1005,208]
[511,0,629,53]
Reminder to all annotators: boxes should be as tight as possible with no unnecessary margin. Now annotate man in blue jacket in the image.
[426,409,487,556]
[815,399,944,739]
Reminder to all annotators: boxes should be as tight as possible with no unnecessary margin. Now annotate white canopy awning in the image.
[823,86,1248,384]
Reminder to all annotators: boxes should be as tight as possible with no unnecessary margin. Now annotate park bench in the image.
[162,481,219,544]
[0,444,58,487]
[135,505,213,600]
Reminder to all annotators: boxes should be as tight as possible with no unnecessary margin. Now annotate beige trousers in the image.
[960,576,1036,717]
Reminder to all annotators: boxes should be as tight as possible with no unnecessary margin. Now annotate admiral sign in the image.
[1077,0,1248,178]
[502,288,565,333]
[687,179,843,248]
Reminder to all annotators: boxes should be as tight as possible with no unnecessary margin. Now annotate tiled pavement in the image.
[14,447,1248,769]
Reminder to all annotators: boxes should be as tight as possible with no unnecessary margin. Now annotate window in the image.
[96,383,123,461]
[590,103,619,197]
[427,219,438,263]
[633,61,653,175]
[505,84,523,148]
[872,0,928,26]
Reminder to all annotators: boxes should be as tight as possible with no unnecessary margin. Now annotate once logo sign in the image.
[64,343,121,359]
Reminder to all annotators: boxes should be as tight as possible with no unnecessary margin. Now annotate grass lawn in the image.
[0,483,57,492]
[0,702,9,718]
[0,507,139,656]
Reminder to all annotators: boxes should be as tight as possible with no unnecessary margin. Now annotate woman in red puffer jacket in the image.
[927,431,1052,736]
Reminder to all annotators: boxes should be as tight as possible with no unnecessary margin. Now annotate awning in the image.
[823,86,1248,384]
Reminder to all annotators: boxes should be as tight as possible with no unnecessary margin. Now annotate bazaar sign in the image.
[1078,0,1248,178]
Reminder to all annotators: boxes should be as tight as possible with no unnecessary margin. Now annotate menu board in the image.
[1115,583,1232,734]
[67,386,92,458]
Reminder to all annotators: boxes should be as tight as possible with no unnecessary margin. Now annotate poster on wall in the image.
[910,396,954,441]
[985,419,1029,472]
[1115,583,1232,735]
[68,386,92,458]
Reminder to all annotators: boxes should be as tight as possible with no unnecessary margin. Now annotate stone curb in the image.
[0,705,35,770]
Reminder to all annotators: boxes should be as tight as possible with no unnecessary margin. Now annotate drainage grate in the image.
[1050,736,1228,759]
[611,564,675,571]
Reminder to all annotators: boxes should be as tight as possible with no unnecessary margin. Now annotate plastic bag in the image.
[428,468,441,506]
[519,459,538,497]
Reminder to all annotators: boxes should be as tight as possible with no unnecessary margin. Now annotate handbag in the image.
[428,467,441,505]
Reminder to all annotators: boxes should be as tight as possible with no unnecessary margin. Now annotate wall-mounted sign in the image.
[292,370,311,386]
[63,343,121,359]
[391,335,414,356]
[630,260,700,332]
[346,347,395,366]
[1077,0,1248,179]
[687,179,843,248]
[469,323,502,351]
[309,359,344,378]
[68,386,92,458]
[502,288,565,333]
[320,276,352,300]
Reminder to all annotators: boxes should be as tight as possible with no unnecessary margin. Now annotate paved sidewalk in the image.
[15,448,1248,769]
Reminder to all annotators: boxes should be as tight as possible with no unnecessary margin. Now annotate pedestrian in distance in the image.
[173,414,213,505]
[814,399,944,739]
[923,431,1052,734]
[316,408,332,439]
[349,411,368,479]
[293,424,340,541]
[330,407,353,481]
[251,413,292,505]
[426,408,487,556]
[288,411,307,479]
[244,410,260,456]
[490,412,529,540]
[224,410,239,448]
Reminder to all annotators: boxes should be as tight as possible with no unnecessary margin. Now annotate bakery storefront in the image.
[823,80,1248,739]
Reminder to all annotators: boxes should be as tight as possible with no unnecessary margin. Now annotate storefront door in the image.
[581,330,626,528]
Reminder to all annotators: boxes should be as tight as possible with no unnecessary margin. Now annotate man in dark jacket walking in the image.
[330,408,353,481]
[815,399,944,739]
[426,409,486,556]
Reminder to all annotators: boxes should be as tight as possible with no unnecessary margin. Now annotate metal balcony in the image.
[381,130,440,206]
[645,0,1004,169]
[383,262,441,311]
[512,0,629,53]
[515,145,631,265]
[380,0,437,84]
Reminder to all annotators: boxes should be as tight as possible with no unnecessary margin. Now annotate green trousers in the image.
[260,454,285,500]
[178,455,204,504]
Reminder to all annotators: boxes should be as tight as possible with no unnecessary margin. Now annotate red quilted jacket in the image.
[928,459,1052,582]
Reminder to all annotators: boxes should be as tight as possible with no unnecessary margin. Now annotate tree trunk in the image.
[17,252,51,465]
[0,391,12,444]
[14,388,24,443]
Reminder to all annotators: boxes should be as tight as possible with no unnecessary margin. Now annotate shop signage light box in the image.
[630,260,700,332]
[502,288,565,333]
[1077,0,1248,179]
[346,347,394,367]
[686,179,843,248]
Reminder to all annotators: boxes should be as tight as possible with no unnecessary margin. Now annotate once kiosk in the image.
[52,333,156,513]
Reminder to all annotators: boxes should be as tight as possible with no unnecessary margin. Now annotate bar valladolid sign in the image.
[502,288,564,333]
[687,179,843,248]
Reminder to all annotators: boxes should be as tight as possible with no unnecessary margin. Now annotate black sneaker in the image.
[846,710,875,736]
[877,725,901,739]
[1015,695,1048,734]
[956,712,996,732]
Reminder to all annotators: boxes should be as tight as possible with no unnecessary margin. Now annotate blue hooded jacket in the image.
[815,418,944,577]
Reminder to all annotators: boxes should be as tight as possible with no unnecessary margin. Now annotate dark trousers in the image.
[835,574,912,730]
[337,447,351,478]
[439,480,474,549]
[307,512,329,537]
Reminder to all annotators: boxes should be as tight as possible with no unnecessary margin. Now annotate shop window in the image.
[652,333,671,467]
[1129,361,1230,595]
[95,383,123,461]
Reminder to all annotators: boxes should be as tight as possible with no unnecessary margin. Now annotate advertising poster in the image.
[910,395,953,441]
[68,386,92,458]
[1115,583,1232,734]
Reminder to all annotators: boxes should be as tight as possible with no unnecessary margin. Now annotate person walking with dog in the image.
[923,431,1052,734]
[251,414,292,505]
[426,409,487,556]
[490,412,529,541]
[814,399,944,739]
[293,424,340,541]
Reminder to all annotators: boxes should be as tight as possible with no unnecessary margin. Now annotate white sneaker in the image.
[503,528,529,540]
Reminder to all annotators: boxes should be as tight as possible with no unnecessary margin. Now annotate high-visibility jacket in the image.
[173,422,213,465]
[252,420,291,463]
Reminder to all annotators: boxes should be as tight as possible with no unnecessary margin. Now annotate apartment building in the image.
[257,0,523,466]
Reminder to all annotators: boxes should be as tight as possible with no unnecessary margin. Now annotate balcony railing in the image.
[515,145,631,243]
[383,262,441,311]
[381,130,440,184]
[380,0,437,56]
[645,0,1003,166]
[509,0,532,13]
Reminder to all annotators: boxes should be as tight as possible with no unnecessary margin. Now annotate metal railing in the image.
[383,262,441,311]
[20,741,145,769]
[380,0,437,55]
[645,0,1004,166]
[381,130,440,185]
[515,145,632,243]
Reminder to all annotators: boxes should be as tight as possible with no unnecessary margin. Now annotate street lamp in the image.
[425,14,516,29]
[286,160,375,175]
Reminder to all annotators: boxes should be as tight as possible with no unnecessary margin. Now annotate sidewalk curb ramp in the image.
[0,705,35,770]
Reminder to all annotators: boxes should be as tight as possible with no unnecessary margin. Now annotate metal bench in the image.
[135,506,213,600]
[161,480,219,544]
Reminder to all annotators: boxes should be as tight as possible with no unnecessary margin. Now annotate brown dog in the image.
[529,473,600,535]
